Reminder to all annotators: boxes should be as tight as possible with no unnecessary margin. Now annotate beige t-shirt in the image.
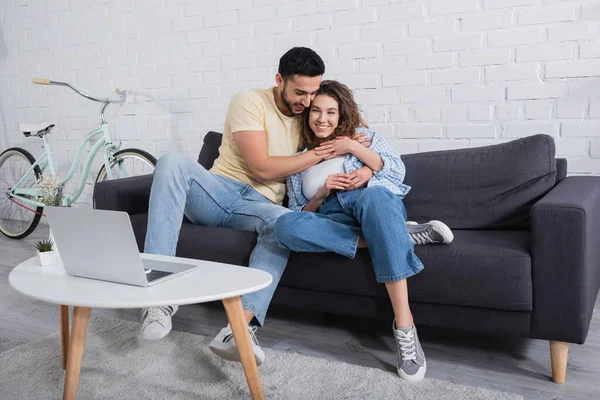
[210,88,299,204]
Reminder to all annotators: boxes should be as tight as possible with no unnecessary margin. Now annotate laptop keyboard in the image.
[145,269,173,282]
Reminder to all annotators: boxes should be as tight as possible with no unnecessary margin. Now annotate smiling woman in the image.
[275,79,455,383]
[309,96,340,137]
[299,80,368,152]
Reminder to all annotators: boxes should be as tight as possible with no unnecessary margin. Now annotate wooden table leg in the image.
[63,307,91,400]
[222,296,265,400]
[60,305,69,370]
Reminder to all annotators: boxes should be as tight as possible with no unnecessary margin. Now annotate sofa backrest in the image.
[197,131,561,230]
[402,134,558,230]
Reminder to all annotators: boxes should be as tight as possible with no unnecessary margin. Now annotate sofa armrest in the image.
[531,176,600,344]
[93,174,154,215]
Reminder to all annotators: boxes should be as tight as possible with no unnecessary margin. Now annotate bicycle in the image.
[0,78,157,239]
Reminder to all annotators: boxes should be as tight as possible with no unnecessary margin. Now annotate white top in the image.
[301,157,345,199]
[9,253,272,309]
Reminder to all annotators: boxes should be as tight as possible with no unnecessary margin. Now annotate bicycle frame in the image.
[8,123,118,207]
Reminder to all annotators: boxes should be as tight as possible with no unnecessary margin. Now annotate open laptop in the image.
[44,206,200,287]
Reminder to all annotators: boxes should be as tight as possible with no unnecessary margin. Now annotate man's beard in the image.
[281,82,298,115]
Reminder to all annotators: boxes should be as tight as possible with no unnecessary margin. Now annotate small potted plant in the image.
[35,239,56,266]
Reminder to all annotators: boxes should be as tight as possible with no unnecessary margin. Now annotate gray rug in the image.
[0,316,523,400]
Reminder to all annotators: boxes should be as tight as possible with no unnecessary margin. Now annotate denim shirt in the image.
[286,128,411,212]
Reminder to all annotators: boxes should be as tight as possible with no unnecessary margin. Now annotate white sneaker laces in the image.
[397,331,417,361]
[142,306,172,324]
[248,326,259,345]
[410,231,433,245]
[224,325,260,346]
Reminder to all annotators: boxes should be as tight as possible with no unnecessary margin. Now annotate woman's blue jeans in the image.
[275,186,423,283]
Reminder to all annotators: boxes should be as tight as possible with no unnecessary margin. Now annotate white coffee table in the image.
[9,253,273,400]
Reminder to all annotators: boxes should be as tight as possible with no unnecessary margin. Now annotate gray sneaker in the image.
[393,323,427,382]
[406,220,453,245]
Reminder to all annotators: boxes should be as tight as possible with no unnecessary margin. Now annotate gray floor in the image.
[1,222,598,400]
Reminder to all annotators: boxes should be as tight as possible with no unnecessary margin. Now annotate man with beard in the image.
[140,47,339,366]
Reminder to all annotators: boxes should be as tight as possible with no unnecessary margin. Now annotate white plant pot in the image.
[37,250,55,266]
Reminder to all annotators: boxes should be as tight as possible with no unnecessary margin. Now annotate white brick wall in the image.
[1,0,599,207]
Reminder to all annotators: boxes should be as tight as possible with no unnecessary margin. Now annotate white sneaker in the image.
[140,305,178,341]
[209,324,266,366]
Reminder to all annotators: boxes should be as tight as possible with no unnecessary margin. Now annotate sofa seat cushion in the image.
[282,230,533,312]
[409,230,532,311]
[130,214,532,312]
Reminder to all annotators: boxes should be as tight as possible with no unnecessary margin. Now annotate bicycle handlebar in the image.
[32,78,51,85]
[31,78,125,104]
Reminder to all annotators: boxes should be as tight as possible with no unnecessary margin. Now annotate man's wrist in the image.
[309,149,323,161]
[349,140,361,155]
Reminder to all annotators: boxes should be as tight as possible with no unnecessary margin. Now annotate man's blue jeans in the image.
[144,153,290,326]
[275,186,423,283]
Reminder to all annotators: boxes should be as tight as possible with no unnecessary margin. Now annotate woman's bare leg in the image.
[385,279,413,328]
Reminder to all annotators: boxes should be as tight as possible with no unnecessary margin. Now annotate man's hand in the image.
[315,133,369,160]
[314,141,335,159]
[315,173,352,200]
[344,166,373,191]
[352,132,372,148]
[324,136,358,160]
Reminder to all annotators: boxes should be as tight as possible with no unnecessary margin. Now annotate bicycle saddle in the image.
[19,121,56,136]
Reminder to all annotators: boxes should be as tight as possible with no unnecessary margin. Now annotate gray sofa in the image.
[94,133,600,383]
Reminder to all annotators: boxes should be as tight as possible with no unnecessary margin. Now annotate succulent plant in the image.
[34,239,54,252]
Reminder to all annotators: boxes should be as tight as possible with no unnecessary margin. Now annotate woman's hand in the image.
[324,136,358,160]
[343,166,373,191]
[315,173,352,200]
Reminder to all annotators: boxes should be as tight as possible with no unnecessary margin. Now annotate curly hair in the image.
[299,80,368,151]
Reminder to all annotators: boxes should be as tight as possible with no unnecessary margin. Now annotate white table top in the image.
[9,253,272,309]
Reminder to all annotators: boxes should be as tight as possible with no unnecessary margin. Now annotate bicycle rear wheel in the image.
[94,148,157,207]
[0,147,43,239]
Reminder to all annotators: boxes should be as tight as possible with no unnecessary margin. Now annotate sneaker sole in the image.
[209,340,265,367]
[427,220,454,244]
[140,326,171,341]
[397,360,427,382]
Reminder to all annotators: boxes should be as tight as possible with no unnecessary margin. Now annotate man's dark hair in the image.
[278,47,325,80]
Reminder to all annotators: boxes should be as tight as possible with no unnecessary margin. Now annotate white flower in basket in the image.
[36,174,64,207]
[35,174,65,261]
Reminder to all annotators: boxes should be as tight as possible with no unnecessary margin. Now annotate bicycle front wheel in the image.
[0,147,43,239]
[94,148,157,206]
